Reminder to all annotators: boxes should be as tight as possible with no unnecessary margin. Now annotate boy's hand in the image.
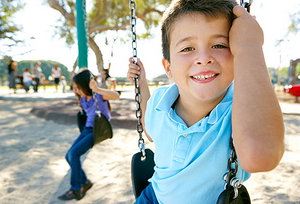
[229,5,264,55]
[127,58,146,84]
[89,79,98,92]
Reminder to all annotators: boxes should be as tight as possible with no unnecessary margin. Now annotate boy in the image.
[23,68,34,93]
[127,0,284,203]
[32,61,42,92]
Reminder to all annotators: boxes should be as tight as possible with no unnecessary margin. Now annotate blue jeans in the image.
[24,81,34,92]
[65,127,94,191]
[33,77,40,92]
[135,183,159,204]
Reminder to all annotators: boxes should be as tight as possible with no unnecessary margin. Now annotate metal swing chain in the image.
[89,72,101,117]
[130,0,146,158]
[81,0,99,116]
[240,0,253,12]
[223,2,253,199]
[224,137,241,199]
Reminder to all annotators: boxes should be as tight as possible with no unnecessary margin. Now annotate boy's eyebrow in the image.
[175,36,196,47]
[175,34,229,47]
[212,34,229,41]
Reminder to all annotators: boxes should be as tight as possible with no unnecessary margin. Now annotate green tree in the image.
[47,0,171,84]
[0,0,24,47]
[0,60,70,82]
[289,10,300,34]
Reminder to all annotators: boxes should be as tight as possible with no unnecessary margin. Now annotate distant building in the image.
[151,74,171,86]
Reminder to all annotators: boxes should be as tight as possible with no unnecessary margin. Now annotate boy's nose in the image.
[195,51,214,65]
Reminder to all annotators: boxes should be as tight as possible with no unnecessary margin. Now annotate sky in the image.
[3,0,300,79]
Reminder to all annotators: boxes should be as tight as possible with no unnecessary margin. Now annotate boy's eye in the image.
[212,44,228,49]
[180,47,195,52]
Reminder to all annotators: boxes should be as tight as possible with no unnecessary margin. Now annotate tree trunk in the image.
[88,36,106,87]
[71,57,78,77]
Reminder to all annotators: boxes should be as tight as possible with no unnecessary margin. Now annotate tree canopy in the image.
[0,0,24,46]
[289,10,300,34]
[47,0,172,83]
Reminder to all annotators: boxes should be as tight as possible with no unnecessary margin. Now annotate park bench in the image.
[15,75,25,89]
[40,79,59,91]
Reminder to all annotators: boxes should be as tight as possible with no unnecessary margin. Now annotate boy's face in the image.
[163,13,233,104]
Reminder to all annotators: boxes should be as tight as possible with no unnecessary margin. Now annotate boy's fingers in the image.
[129,63,140,71]
[128,74,138,82]
[127,72,138,82]
[128,68,140,76]
[233,5,247,17]
[137,58,144,68]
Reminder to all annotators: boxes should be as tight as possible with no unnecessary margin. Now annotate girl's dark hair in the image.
[73,69,112,112]
[73,70,93,97]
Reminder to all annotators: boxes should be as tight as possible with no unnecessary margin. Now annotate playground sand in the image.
[0,100,300,203]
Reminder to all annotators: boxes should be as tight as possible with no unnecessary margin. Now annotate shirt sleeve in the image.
[145,95,154,139]
[145,88,163,141]
[95,93,104,106]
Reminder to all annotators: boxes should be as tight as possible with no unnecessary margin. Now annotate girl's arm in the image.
[127,58,152,142]
[230,6,284,173]
[89,79,120,100]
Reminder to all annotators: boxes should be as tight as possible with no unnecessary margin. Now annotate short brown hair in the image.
[161,0,237,61]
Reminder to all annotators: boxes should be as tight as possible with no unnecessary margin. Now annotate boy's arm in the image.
[230,6,284,173]
[128,58,152,142]
[89,79,120,100]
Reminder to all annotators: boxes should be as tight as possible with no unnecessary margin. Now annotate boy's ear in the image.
[162,58,172,78]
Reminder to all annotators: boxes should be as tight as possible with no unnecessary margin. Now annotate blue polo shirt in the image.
[145,83,250,204]
[80,93,111,127]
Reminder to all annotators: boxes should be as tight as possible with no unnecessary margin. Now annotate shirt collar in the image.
[155,83,179,112]
[155,82,234,126]
[207,82,234,124]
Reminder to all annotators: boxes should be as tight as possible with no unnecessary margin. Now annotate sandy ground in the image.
[0,99,300,204]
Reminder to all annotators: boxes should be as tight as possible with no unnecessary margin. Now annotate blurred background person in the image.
[51,64,61,92]
[32,61,42,92]
[61,76,67,93]
[23,68,34,93]
[7,60,17,94]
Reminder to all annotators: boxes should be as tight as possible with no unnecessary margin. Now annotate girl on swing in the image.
[58,69,120,201]
[128,0,284,203]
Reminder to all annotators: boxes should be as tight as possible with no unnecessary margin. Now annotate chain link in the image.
[228,137,238,178]
[224,136,241,196]
[89,72,101,116]
[130,0,146,158]
[240,0,253,12]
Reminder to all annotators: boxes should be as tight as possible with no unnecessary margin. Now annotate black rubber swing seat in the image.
[131,148,155,198]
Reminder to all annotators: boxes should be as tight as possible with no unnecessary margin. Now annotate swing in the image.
[129,0,155,198]
[129,0,253,202]
[91,74,113,145]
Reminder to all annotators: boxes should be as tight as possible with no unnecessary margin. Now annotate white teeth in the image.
[193,74,215,80]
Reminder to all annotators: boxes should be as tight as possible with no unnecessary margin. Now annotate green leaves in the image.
[289,11,300,34]
[0,0,24,43]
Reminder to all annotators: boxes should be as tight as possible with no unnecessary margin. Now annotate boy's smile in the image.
[163,13,234,109]
[191,70,219,83]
